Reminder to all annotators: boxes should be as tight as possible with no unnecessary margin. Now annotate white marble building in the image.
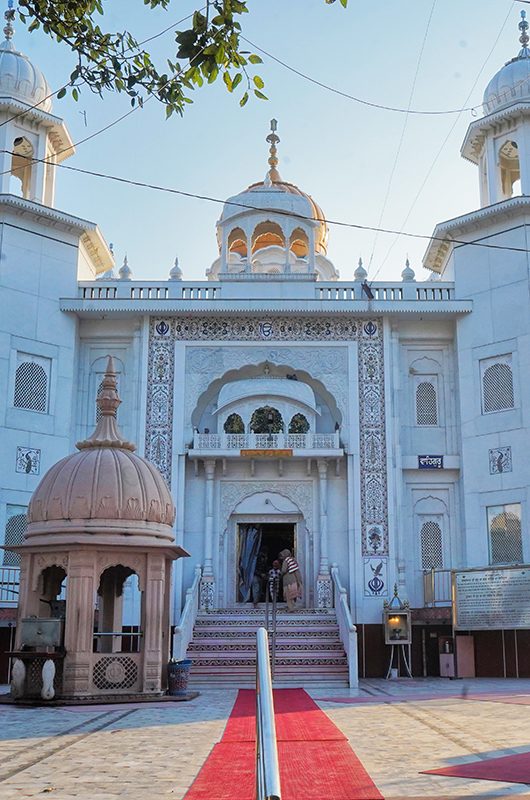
[2,11,530,683]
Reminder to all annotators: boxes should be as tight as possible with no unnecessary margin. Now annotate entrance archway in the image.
[218,489,314,608]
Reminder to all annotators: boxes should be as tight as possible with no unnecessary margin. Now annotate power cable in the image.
[367,0,436,274]
[0,7,202,130]
[370,0,516,280]
[5,147,530,257]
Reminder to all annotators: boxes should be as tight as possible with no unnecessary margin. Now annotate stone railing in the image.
[76,280,456,303]
[0,566,19,605]
[192,432,340,451]
[173,565,202,661]
[315,282,455,302]
[330,564,358,688]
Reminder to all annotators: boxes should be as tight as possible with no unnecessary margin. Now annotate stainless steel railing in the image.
[256,627,281,800]
[264,575,279,680]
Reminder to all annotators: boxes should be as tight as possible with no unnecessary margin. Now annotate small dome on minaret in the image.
[483,11,530,114]
[0,1,52,112]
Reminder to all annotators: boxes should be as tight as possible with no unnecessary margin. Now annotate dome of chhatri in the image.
[483,11,530,115]
[26,357,176,546]
[220,120,329,256]
[0,4,52,113]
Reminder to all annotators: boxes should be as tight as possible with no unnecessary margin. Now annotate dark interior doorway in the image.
[238,523,295,603]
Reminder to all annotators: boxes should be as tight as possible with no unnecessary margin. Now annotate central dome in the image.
[26,357,176,545]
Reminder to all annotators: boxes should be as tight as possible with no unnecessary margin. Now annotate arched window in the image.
[481,358,514,413]
[14,356,49,413]
[3,506,27,568]
[10,135,34,198]
[249,406,284,434]
[94,566,142,654]
[224,413,245,433]
[415,381,437,426]
[488,504,522,565]
[420,520,443,570]
[288,413,309,434]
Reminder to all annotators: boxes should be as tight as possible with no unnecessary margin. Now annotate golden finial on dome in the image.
[4,0,15,41]
[519,10,530,58]
[76,355,135,451]
[265,118,282,183]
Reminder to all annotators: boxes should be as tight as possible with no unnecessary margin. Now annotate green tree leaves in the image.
[17,1,346,117]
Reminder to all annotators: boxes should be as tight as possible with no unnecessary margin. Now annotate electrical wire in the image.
[367,0,436,274]
[370,0,517,280]
[0,7,202,130]
[5,147,530,257]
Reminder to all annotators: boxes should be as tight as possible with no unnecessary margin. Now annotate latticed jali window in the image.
[488,504,523,565]
[3,506,27,567]
[481,357,514,413]
[415,381,438,426]
[420,520,443,570]
[14,356,49,412]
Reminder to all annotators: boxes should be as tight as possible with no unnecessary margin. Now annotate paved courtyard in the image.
[1,679,530,799]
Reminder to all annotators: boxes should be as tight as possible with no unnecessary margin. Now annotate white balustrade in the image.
[173,566,202,661]
[331,565,358,688]
[193,432,340,451]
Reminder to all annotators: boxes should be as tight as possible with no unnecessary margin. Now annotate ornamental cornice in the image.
[423,196,530,273]
[461,102,530,163]
[59,299,471,315]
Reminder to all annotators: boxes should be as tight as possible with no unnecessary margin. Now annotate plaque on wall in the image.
[454,567,530,630]
[418,455,443,470]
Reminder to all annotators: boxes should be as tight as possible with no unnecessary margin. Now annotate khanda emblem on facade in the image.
[259,321,273,339]
[368,560,385,595]
[155,320,170,336]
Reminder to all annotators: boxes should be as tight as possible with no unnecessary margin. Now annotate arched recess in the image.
[251,220,285,253]
[192,362,342,433]
[94,565,142,654]
[498,139,520,198]
[249,406,284,433]
[224,412,245,433]
[37,565,67,618]
[413,496,449,571]
[289,227,309,258]
[228,227,247,257]
[11,135,34,198]
[217,486,314,608]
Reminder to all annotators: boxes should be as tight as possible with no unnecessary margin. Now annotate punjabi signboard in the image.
[454,567,530,630]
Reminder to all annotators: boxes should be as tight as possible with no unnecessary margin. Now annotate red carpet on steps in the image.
[423,750,530,784]
[184,688,382,800]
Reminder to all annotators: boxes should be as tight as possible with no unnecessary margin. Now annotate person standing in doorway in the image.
[268,559,281,602]
[279,549,302,612]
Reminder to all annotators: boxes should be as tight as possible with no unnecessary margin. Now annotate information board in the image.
[454,567,530,629]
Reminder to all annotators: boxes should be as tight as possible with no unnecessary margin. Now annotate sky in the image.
[13,0,527,283]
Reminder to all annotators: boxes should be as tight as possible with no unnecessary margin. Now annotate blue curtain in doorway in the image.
[239,525,262,602]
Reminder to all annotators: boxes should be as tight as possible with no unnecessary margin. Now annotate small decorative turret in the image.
[401,257,415,282]
[77,356,135,451]
[169,255,182,280]
[118,254,132,280]
[354,257,367,281]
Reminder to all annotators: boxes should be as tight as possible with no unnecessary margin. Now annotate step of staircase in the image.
[186,607,350,688]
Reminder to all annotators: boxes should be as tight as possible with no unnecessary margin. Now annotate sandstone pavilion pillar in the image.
[8,357,188,701]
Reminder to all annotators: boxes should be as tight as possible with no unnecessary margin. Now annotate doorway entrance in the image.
[237,523,295,604]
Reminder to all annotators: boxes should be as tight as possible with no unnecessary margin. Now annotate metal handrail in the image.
[264,576,279,680]
[256,627,281,800]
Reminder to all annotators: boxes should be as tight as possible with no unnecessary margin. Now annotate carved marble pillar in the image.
[142,553,166,693]
[63,551,96,695]
[316,459,332,608]
[200,459,216,609]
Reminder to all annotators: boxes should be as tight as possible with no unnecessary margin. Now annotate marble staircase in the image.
[186,607,350,687]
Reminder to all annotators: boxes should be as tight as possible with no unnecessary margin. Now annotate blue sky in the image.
[17,0,525,282]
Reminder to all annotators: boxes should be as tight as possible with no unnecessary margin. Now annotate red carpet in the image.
[184,689,382,800]
[423,751,530,784]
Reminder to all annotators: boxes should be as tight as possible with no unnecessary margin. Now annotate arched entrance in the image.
[218,489,314,607]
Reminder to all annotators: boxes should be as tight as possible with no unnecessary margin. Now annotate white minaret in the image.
[0,1,74,206]
[462,11,530,206]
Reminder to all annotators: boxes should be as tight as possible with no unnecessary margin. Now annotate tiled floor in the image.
[2,679,530,798]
